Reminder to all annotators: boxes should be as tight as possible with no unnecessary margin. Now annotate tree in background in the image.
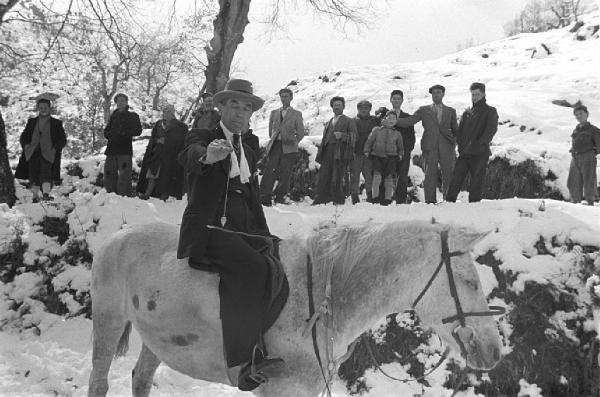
[504,0,592,36]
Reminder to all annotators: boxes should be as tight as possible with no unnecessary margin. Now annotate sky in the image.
[233,0,530,95]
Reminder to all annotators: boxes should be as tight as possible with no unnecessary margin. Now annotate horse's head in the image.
[413,225,503,371]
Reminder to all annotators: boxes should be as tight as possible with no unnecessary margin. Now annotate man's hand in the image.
[204,139,233,164]
[333,131,343,139]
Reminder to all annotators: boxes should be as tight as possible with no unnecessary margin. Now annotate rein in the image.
[304,229,505,396]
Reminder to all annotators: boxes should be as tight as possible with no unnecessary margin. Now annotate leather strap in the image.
[306,254,332,396]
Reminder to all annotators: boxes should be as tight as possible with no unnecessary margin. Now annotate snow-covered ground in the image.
[1,173,599,396]
[1,9,600,397]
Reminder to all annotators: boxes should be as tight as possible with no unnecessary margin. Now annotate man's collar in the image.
[220,121,234,141]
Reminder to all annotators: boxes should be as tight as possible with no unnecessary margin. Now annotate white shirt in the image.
[220,121,251,183]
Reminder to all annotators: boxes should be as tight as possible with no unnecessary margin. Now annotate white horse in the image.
[88,220,503,397]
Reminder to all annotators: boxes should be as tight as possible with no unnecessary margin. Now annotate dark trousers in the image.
[260,142,298,202]
[28,149,53,186]
[394,136,414,204]
[200,227,270,368]
[446,154,489,203]
[567,152,597,204]
[314,144,346,204]
[104,154,133,196]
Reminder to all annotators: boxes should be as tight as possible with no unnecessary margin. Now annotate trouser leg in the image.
[438,141,456,200]
[116,155,133,197]
[314,146,334,204]
[103,155,118,194]
[259,144,282,201]
[383,175,394,200]
[422,150,439,203]
[395,137,414,203]
[446,155,470,202]
[274,152,297,201]
[331,160,345,204]
[567,155,582,203]
[362,156,373,194]
[349,156,363,195]
[468,154,489,202]
[372,172,382,199]
[580,152,598,204]
[202,229,270,368]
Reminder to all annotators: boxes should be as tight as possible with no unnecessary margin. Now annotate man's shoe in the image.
[351,194,360,205]
[380,198,391,206]
[42,193,53,201]
[366,191,373,203]
[371,196,380,204]
[32,196,40,204]
[261,198,272,207]
[237,357,285,391]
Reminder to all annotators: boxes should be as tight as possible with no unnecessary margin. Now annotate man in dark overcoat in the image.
[313,96,358,205]
[137,104,187,200]
[177,79,285,392]
[446,82,499,203]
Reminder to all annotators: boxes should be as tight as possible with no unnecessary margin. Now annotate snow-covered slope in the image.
[1,10,600,397]
[250,11,600,198]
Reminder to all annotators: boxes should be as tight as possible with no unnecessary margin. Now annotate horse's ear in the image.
[452,228,492,252]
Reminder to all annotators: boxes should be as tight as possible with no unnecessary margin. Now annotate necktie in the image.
[232,134,241,161]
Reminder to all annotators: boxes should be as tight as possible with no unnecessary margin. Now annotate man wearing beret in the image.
[396,84,458,203]
[177,79,286,391]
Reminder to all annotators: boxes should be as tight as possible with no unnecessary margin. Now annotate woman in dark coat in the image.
[137,104,187,200]
[14,98,67,202]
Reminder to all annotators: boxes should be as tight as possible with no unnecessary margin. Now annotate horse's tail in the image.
[114,321,132,357]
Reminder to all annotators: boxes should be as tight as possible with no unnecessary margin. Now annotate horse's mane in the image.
[306,220,441,287]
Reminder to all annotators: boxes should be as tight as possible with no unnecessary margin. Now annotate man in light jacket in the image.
[260,88,305,205]
[396,84,458,203]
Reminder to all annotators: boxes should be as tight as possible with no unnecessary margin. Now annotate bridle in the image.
[412,229,505,359]
[305,229,505,397]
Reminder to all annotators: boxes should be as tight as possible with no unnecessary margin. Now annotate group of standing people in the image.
[9,81,598,206]
[312,82,501,205]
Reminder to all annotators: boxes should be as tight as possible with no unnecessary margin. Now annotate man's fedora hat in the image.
[213,79,265,111]
[428,84,446,94]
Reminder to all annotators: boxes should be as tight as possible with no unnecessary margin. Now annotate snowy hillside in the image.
[1,9,600,397]
[1,172,600,396]
[250,10,600,198]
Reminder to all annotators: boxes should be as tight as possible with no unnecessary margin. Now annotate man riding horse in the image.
[177,79,286,391]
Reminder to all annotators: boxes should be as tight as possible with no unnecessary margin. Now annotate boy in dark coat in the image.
[567,104,600,205]
[15,98,67,202]
[137,104,187,200]
[103,93,142,196]
[446,83,499,203]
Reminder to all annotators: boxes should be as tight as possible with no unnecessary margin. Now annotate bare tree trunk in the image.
[0,0,19,206]
[0,0,19,23]
[203,0,251,95]
[0,111,16,207]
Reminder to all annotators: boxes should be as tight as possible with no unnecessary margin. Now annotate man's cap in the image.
[428,85,446,94]
[357,100,373,109]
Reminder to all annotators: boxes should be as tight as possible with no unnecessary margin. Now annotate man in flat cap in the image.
[177,79,287,391]
[396,84,458,203]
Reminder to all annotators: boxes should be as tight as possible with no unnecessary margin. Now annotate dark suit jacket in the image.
[396,104,458,151]
[456,99,498,156]
[177,126,269,260]
[315,114,357,164]
[14,116,67,181]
